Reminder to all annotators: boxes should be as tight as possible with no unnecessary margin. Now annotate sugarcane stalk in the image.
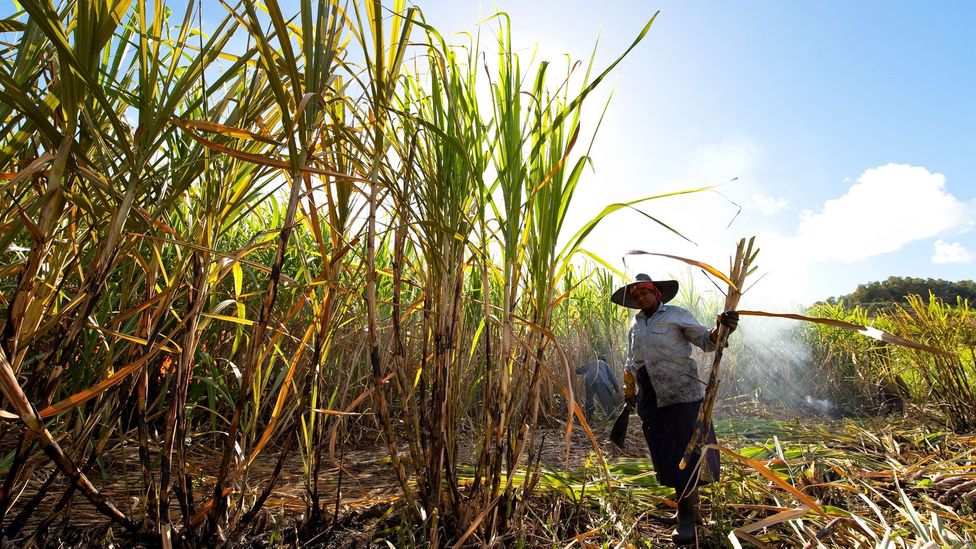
[206,176,298,540]
[228,426,296,542]
[13,389,133,539]
[389,206,427,493]
[0,349,136,531]
[306,317,330,526]
[160,248,209,541]
[679,237,758,471]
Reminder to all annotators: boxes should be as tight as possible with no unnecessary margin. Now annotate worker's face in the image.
[630,285,659,311]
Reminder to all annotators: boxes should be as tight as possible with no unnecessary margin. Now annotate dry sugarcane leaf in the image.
[712,444,828,517]
[570,529,601,541]
[509,312,613,485]
[450,494,503,549]
[312,408,364,416]
[728,504,793,512]
[735,507,811,535]
[169,120,372,182]
[0,348,135,528]
[168,117,282,145]
[327,373,394,461]
[189,488,234,527]
[548,276,587,310]
[625,250,738,290]
[729,529,773,549]
[39,355,151,419]
[0,150,54,190]
[86,325,179,352]
[246,322,314,466]
[130,232,298,285]
[528,123,580,201]
[736,310,955,358]
[15,204,44,242]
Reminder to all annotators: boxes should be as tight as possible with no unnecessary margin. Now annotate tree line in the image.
[825,276,976,311]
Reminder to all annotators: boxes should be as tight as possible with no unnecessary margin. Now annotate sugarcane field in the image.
[1,0,975,547]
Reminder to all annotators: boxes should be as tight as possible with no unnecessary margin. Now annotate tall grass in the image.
[7,2,965,546]
[807,294,976,430]
[0,0,666,544]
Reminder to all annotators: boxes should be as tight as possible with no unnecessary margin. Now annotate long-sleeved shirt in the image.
[624,304,717,407]
[576,359,620,392]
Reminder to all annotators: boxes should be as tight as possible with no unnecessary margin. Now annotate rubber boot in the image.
[672,488,698,545]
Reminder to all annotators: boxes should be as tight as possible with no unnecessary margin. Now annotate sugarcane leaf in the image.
[737,310,955,358]
[713,445,827,516]
[39,355,150,419]
[627,250,738,290]
[573,249,627,279]
[557,186,714,264]
[232,262,243,298]
[169,118,282,145]
[0,17,26,32]
[200,312,254,326]
[735,507,811,535]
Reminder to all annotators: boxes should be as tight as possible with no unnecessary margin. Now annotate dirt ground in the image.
[5,398,835,547]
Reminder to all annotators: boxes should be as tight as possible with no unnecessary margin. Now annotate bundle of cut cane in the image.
[679,236,757,471]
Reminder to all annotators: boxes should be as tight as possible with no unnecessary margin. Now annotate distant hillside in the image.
[825,276,976,310]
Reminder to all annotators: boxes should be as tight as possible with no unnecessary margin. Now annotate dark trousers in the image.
[584,384,619,421]
[635,367,720,490]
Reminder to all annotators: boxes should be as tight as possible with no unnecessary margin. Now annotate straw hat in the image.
[610,273,679,309]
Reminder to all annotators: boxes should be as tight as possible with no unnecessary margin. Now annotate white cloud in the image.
[792,164,972,262]
[746,164,974,306]
[932,239,973,264]
[752,193,789,215]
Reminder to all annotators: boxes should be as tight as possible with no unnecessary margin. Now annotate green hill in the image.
[825,276,976,311]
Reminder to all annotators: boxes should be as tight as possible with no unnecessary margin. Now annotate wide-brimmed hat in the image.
[610,273,679,309]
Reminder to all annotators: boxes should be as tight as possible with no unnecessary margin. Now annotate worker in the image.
[575,355,621,422]
[612,273,738,545]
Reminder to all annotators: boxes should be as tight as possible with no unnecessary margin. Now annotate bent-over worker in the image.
[575,355,620,421]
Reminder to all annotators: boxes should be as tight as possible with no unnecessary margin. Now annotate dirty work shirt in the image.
[624,305,717,407]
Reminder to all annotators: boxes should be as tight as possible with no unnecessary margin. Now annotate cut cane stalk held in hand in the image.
[679,237,756,471]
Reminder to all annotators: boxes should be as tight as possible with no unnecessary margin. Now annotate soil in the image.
[2,399,860,547]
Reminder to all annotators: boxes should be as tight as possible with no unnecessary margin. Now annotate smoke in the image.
[640,265,856,417]
[714,311,844,418]
[803,395,836,415]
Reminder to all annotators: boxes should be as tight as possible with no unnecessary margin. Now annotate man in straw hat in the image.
[612,273,738,545]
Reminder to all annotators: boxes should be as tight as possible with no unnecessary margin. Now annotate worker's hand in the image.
[717,310,739,333]
[623,369,637,406]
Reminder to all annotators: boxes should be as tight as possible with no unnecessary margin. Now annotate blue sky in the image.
[416,1,976,307]
[6,1,973,307]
